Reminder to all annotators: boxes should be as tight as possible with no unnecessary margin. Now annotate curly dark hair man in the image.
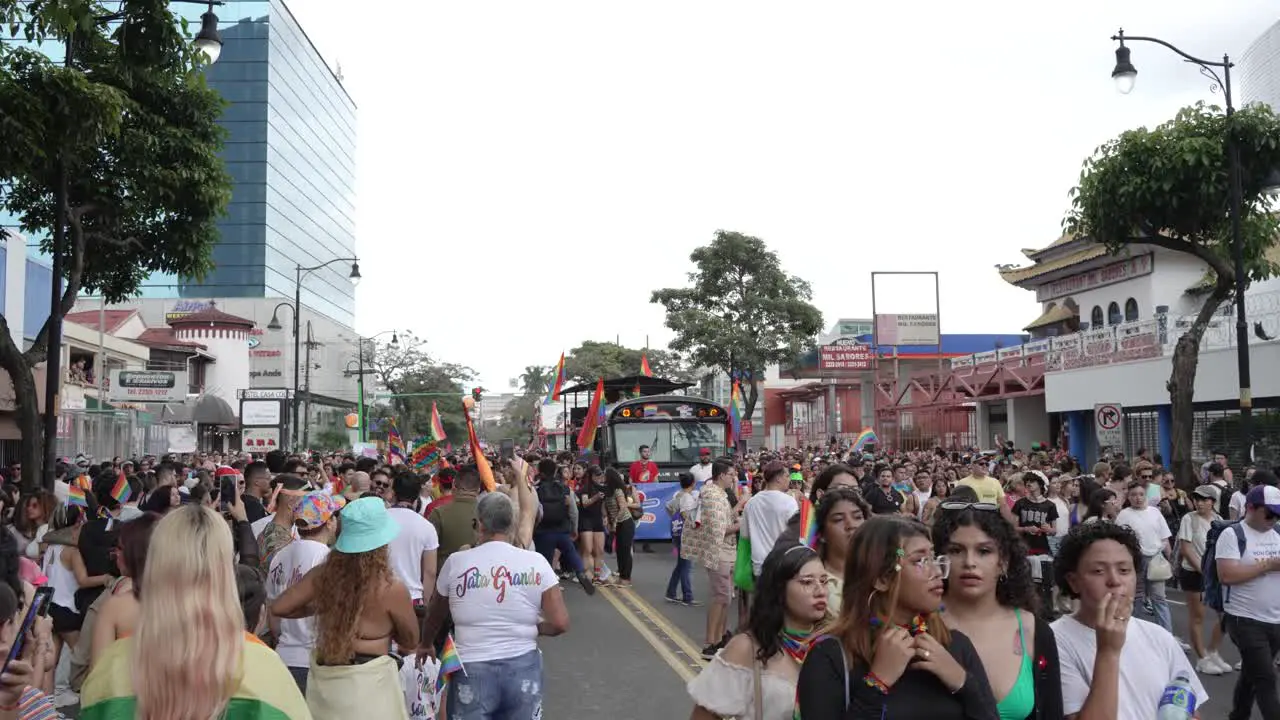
[1053,520,1141,599]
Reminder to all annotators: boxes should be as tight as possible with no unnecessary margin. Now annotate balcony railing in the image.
[949,290,1280,373]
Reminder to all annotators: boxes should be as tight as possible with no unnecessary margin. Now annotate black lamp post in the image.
[350,331,398,443]
[1110,29,1254,460]
[41,0,224,492]
[266,258,360,450]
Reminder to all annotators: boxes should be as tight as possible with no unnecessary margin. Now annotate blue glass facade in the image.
[0,244,54,341]
[143,0,358,326]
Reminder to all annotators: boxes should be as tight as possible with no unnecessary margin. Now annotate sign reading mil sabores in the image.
[107,370,188,403]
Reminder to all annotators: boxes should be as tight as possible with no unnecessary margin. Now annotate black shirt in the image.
[1012,497,1058,556]
[865,485,903,516]
[241,494,267,523]
[797,632,998,720]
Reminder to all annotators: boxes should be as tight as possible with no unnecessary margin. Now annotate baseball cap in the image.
[1246,484,1280,515]
[1192,484,1221,502]
[294,492,340,530]
[699,448,711,456]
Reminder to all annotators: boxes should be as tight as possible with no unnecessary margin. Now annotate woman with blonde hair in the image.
[79,504,308,719]
[795,515,997,719]
[273,496,418,719]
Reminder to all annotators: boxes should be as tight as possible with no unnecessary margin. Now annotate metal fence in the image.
[55,410,168,461]
[1124,411,1161,461]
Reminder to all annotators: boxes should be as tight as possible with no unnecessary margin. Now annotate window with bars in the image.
[1125,411,1160,462]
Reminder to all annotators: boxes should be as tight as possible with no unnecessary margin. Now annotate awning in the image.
[1023,305,1077,331]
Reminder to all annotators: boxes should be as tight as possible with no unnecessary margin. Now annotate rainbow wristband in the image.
[864,671,890,694]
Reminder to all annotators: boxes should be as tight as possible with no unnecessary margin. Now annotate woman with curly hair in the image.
[933,501,1063,720]
[272,496,418,719]
[687,545,828,720]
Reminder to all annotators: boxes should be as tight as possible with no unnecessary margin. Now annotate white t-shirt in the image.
[266,539,331,668]
[1115,506,1170,557]
[436,541,558,663]
[1050,497,1070,537]
[1229,491,1247,520]
[1053,614,1208,720]
[744,490,798,575]
[1175,512,1216,572]
[689,463,715,484]
[387,507,440,602]
[1214,522,1280,623]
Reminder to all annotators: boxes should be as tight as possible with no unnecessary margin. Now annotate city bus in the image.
[602,395,729,483]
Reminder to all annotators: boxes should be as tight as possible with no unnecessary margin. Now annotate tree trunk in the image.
[1168,282,1232,489]
[0,314,41,494]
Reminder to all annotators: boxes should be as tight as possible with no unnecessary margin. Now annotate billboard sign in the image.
[875,313,940,346]
[819,337,873,371]
[107,370,187,403]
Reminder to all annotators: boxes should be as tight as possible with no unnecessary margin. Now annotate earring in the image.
[999,571,1008,583]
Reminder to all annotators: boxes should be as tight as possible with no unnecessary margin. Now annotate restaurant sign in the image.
[1036,253,1153,302]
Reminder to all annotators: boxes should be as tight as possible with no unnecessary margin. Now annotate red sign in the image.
[819,339,872,371]
[740,421,754,437]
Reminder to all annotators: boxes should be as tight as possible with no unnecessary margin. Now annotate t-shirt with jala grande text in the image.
[266,538,330,669]
[436,540,558,663]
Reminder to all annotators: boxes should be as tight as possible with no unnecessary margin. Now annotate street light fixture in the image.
[350,329,400,442]
[1110,28,1254,460]
[192,3,223,63]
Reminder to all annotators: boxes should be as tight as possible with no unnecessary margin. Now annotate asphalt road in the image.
[57,544,1263,719]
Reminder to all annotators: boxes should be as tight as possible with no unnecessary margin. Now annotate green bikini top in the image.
[996,610,1035,720]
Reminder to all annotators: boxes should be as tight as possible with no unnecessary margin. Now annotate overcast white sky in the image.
[288,0,1279,390]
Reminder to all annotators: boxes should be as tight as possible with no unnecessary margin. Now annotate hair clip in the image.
[893,547,905,572]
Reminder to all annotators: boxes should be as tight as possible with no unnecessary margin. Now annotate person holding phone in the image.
[0,583,56,720]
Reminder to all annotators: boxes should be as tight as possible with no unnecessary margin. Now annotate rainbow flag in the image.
[543,353,567,405]
[576,378,605,453]
[798,497,818,549]
[728,380,744,440]
[67,484,87,508]
[435,634,466,693]
[640,353,653,377]
[412,440,442,473]
[387,419,406,462]
[430,402,448,443]
[110,470,131,505]
[853,428,879,452]
[464,400,496,492]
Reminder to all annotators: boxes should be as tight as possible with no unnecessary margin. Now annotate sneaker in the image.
[52,689,79,708]
[576,572,597,596]
[682,599,704,607]
[1196,657,1225,676]
[664,595,680,604]
[1206,653,1232,673]
[1178,639,1192,652]
[700,643,719,660]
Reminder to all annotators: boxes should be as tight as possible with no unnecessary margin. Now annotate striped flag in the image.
[464,400,496,492]
[387,419,406,462]
[640,353,653,377]
[430,402,448,444]
[576,378,606,453]
[543,353,567,405]
[728,379,744,441]
[435,634,466,693]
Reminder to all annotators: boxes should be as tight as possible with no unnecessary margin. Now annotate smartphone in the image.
[219,475,237,511]
[500,439,515,462]
[1,587,52,677]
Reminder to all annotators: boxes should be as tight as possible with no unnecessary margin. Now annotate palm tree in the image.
[512,365,553,398]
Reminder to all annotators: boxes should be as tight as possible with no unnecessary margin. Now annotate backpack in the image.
[536,480,569,528]
[1201,520,1280,612]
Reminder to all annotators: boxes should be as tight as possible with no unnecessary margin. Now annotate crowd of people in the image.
[0,439,1271,719]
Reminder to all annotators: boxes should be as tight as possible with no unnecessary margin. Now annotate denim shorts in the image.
[447,648,543,720]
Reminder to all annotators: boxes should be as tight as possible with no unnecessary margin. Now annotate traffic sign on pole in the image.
[1094,403,1124,454]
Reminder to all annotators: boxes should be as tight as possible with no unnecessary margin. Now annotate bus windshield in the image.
[613,422,726,465]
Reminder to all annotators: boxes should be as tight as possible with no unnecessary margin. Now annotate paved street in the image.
[56,545,1262,718]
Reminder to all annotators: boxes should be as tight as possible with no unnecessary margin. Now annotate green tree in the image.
[1065,102,1280,485]
[363,332,474,445]
[563,342,693,387]
[0,0,232,491]
[510,365,552,397]
[651,230,823,423]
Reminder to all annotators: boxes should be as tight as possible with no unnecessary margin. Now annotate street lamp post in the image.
[267,258,360,450]
[1110,29,1253,459]
[353,331,398,443]
[41,0,224,492]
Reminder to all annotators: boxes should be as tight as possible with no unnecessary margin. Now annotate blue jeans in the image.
[447,648,543,720]
[1134,554,1172,632]
[533,531,585,574]
[666,536,693,602]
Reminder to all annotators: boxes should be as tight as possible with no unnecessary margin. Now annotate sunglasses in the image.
[939,501,1001,513]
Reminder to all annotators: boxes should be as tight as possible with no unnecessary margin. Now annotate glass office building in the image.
[142,0,358,327]
[1243,20,1280,113]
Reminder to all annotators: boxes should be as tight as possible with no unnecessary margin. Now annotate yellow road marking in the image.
[598,585,698,683]
[617,587,708,666]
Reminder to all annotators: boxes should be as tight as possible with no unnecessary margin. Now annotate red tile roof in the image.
[134,328,206,351]
[166,301,254,329]
[64,309,137,334]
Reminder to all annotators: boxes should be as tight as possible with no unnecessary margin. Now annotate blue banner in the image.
[631,481,681,541]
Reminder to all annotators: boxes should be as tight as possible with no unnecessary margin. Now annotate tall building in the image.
[1242,20,1280,111]
[145,0,358,327]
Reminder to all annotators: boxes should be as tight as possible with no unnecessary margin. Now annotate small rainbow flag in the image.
[387,419,406,462]
[852,428,879,452]
[435,634,466,693]
[430,402,448,443]
[798,497,818,549]
[110,470,131,505]
[543,353,567,406]
[67,484,87,508]
[640,352,653,377]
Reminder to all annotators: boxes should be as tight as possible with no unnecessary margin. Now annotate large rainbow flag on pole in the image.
[430,402,448,443]
[728,379,744,440]
[576,378,605,453]
[543,353,567,405]
[387,419,406,463]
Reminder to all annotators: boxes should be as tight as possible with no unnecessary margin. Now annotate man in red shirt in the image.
[629,444,659,484]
